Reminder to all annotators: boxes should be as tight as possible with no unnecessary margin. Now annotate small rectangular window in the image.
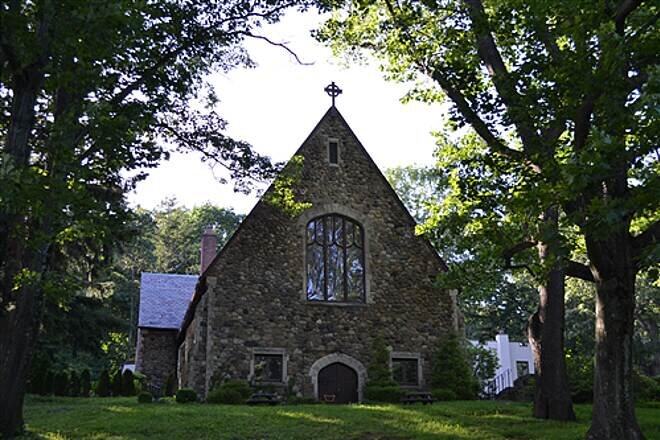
[329,141,338,164]
[254,353,283,382]
[392,358,419,386]
[516,361,529,378]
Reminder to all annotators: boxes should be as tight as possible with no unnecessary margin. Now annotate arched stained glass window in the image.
[306,214,365,302]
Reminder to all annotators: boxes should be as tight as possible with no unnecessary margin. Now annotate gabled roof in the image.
[177,105,449,343]
[138,272,198,329]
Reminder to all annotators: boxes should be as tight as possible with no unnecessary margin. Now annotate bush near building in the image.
[364,336,405,403]
[431,333,479,400]
[175,388,197,403]
[207,380,252,404]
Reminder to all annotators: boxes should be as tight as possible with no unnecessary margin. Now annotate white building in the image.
[471,332,535,395]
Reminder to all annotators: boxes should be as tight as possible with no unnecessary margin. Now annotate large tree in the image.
[0,1,310,436]
[386,166,538,343]
[320,1,658,438]
[27,201,243,381]
[151,199,243,275]
[386,143,577,421]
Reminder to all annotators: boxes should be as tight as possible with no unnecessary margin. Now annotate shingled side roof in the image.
[138,272,198,329]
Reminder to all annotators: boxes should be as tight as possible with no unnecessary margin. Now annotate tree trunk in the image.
[585,230,643,440]
[0,273,42,438]
[528,261,576,421]
[0,60,46,439]
[527,209,575,421]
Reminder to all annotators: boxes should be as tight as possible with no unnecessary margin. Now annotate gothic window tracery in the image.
[306,214,365,302]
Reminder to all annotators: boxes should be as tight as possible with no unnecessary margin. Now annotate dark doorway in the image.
[318,362,358,404]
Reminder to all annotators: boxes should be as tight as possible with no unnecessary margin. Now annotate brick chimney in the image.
[200,227,217,274]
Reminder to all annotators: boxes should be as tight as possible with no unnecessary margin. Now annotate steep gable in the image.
[177,103,458,399]
[179,105,449,337]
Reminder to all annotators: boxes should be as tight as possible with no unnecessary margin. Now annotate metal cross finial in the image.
[324,81,343,107]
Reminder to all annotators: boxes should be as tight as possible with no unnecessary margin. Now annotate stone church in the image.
[136,94,459,403]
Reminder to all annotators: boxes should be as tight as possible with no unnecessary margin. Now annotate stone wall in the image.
[178,107,456,399]
[177,294,208,397]
[135,328,178,393]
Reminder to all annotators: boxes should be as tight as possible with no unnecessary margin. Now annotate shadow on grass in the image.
[21,397,660,440]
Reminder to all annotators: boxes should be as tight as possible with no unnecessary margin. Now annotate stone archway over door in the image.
[309,353,367,402]
[318,363,358,403]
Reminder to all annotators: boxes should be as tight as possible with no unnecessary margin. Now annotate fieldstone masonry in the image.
[135,273,197,391]
[135,328,178,392]
[176,106,458,400]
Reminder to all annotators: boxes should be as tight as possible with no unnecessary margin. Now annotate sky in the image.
[127,10,448,214]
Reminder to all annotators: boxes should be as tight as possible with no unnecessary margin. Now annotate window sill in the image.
[304,300,368,308]
[253,380,286,387]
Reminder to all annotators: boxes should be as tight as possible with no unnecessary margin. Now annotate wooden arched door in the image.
[318,362,358,404]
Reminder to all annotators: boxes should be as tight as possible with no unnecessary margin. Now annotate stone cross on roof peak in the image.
[324,81,343,107]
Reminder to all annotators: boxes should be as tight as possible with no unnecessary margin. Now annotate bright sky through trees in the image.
[127,10,446,214]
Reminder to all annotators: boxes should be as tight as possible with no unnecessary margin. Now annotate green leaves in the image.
[264,155,313,217]
[151,200,243,274]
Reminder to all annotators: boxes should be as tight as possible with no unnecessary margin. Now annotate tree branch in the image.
[75,39,202,162]
[463,0,540,149]
[532,16,561,64]
[502,241,537,277]
[241,32,313,65]
[218,1,300,26]
[573,93,598,151]
[502,241,537,260]
[383,0,535,167]
[626,71,648,92]
[627,10,660,41]
[0,0,21,73]
[429,69,527,163]
[503,262,537,278]
[565,260,595,282]
[632,220,660,258]
[614,0,643,35]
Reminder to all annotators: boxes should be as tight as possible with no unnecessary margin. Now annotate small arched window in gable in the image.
[306,214,365,303]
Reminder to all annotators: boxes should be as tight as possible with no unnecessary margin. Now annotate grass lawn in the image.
[22,396,660,440]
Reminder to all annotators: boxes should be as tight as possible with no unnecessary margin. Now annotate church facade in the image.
[136,101,460,402]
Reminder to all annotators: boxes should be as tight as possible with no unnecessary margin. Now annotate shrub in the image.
[80,369,91,397]
[207,380,252,404]
[31,367,48,395]
[430,333,479,400]
[68,371,80,397]
[44,370,54,395]
[466,343,498,394]
[122,370,136,396]
[96,370,111,397]
[176,388,197,403]
[164,373,176,397]
[363,335,404,402]
[367,336,392,385]
[497,375,535,402]
[137,391,153,403]
[53,372,69,396]
[634,371,660,402]
[111,369,123,396]
[566,352,593,403]
[207,388,243,404]
[364,385,404,403]
[28,359,49,395]
[133,371,147,394]
[432,388,458,401]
